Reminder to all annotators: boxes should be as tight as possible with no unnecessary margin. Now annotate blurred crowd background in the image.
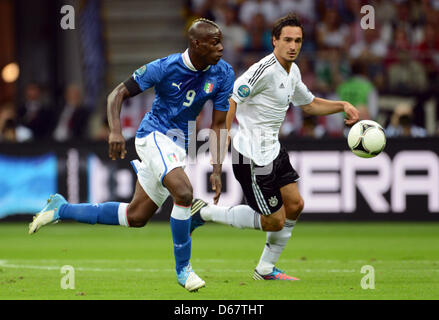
[0,0,438,144]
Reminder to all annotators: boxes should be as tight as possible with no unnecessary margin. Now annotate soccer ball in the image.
[347,120,386,158]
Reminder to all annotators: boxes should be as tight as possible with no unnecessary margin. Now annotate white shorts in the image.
[131,131,186,207]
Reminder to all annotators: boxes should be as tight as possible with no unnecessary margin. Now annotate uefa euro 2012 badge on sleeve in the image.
[238,85,250,98]
[135,65,147,77]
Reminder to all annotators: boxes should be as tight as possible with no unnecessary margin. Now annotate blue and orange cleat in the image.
[253,267,300,281]
[28,193,68,234]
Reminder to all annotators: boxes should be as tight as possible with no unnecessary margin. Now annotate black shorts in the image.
[232,146,300,215]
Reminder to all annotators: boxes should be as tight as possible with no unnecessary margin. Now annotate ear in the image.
[272,36,277,49]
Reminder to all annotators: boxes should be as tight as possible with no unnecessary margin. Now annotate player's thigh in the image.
[163,167,193,206]
[280,182,304,220]
[127,180,159,227]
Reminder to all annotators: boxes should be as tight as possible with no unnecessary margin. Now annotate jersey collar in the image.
[182,49,211,72]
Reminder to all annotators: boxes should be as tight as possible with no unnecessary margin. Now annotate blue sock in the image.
[170,204,192,273]
[58,202,121,225]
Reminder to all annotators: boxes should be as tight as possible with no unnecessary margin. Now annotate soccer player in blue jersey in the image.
[28,18,235,292]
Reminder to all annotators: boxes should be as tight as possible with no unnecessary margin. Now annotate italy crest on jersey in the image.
[204,81,214,94]
[167,153,178,163]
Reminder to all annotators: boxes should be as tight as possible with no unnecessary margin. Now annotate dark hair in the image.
[272,13,304,40]
[192,17,220,30]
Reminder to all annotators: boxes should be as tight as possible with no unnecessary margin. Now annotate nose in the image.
[218,43,224,52]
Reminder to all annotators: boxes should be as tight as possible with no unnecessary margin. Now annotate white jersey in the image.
[231,53,315,166]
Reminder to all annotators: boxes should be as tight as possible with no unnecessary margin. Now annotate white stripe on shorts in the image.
[250,161,271,215]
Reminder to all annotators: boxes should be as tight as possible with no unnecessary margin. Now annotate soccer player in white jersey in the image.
[190,13,359,280]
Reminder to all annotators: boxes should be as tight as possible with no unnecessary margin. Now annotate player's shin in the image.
[58,202,129,226]
[201,205,262,230]
[256,219,296,275]
[170,203,192,273]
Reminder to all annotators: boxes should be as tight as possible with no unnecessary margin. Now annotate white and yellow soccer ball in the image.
[347,120,386,158]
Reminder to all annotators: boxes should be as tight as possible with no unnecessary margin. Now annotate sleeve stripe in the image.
[248,57,275,85]
[248,58,276,86]
[247,65,265,86]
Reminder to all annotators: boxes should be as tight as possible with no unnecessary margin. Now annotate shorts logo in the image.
[268,196,278,207]
[237,85,250,98]
[204,81,214,94]
[167,153,178,163]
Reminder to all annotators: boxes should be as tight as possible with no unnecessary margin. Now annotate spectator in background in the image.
[92,115,110,142]
[314,47,349,94]
[53,84,90,142]
[414,23,439,85]
[388,51,428,94]
[386,103,427,138]
[280,56,319,138]
[298,115,327,139]
[316,8,350,52]
[279,0,316,24]
[336,60,379,121]
[243,12,272,54]
[239,0,281,27]
[0,119,18,142]
[393,0,424,45]
[17,83,55,140]
[349,27,387,89]
[186,0,216,22]
[372,0,397,27]
[217,5,247,69]
[0,103,33,142]
[297,56,317,93]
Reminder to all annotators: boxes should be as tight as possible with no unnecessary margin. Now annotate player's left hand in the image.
[343,102,360,126]
[210,171,222,205]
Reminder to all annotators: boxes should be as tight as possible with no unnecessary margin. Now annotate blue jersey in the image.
[132,50,235,150]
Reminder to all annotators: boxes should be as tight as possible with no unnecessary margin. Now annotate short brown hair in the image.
[272,13,304,40]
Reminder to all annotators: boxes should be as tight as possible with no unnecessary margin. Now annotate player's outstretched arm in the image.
[301,97,360,126]
[210,109,228,204]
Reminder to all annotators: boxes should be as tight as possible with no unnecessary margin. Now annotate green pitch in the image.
[0,221,438,300]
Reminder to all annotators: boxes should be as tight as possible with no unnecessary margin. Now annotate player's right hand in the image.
[343,102,360,126]
[108,131,127,160]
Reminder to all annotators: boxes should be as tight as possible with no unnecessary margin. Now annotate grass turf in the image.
[0,221,438,300]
